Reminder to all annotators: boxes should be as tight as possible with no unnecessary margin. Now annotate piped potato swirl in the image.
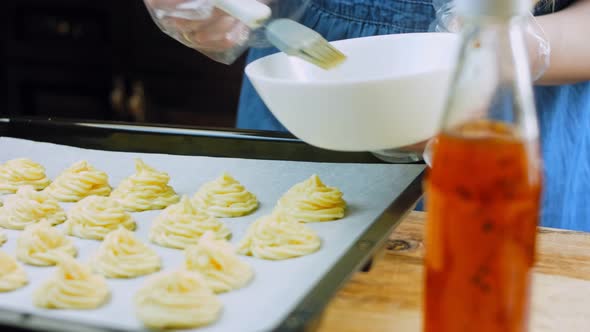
[44,160,111,202]
[111,159,179,212]
[93,227,161,278]
[0,158,51,194]
[135,269,222,329]
[34,255,109,309]
[150,196,231,249]
[277,174,346,222]
[0,185,66,230]
[237,210,321,260]
[193,172,258,217]
[65,196,135,240]
[185,231,253,293]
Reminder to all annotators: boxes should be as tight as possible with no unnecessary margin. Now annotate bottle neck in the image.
[440,15,538,141]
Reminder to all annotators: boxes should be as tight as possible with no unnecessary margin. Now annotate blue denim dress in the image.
[236,0,590,231]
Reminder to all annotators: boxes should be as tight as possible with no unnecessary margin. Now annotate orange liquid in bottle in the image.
[424,121,542,332]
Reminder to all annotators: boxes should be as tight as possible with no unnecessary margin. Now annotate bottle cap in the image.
[456,0,533,17]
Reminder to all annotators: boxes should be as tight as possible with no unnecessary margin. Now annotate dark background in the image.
[0,0,246,127]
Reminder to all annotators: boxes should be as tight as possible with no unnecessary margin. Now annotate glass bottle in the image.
[423,1,543,331]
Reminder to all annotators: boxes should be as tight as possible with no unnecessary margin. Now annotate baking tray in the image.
[0,117,424,332]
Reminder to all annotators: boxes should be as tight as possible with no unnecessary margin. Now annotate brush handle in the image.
[215,0,271,29]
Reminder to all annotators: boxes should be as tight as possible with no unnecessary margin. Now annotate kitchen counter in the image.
[318,211,590,332]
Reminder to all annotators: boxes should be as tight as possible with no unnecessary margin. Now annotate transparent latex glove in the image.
[144,0,251,64]
[430,0,550,82]
[144,0,309,65]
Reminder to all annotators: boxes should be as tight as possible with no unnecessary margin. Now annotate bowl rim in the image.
[245,32,459,86]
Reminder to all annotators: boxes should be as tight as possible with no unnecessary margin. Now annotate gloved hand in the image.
[144,0,309,65]
[144,0,253,64]
[430,0,551,81]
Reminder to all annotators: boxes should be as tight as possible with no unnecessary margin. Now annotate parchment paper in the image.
[0,137,423,332]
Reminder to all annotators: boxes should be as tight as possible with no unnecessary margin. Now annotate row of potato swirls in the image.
[0,158,346,329]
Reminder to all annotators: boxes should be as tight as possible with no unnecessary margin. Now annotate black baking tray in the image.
[0,117,424,332]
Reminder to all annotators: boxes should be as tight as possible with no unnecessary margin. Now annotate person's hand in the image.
[144,0,251,64]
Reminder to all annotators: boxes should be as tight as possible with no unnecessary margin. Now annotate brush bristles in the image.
[299,40,347,70]
[265,19,347,70]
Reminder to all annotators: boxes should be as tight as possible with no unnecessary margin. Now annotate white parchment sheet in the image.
[0,137,423,332]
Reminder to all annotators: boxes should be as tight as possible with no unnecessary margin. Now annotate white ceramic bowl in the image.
[245,32,460,151]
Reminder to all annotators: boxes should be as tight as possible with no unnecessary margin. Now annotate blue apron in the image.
[236,0,590,231]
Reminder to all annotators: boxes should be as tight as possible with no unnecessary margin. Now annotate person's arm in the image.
[536,0,590,85]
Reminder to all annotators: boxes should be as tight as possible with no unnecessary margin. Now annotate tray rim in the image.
[0,117,425,332]
[0,117,299,142]
[0,117,390,164]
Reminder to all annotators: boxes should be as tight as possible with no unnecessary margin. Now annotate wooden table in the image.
[318,211,590,332]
